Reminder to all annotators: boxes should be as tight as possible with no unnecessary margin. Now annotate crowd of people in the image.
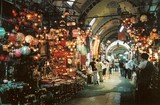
[85,53,159,104]
[87,58,109,84]
[86,58,116,85]
[86,57,135,85]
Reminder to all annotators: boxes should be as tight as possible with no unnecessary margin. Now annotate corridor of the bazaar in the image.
[0,0,160,105]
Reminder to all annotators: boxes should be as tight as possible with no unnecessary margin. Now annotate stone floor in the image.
[63,71,136,105]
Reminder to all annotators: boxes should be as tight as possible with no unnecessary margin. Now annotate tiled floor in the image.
[63,71,136,105]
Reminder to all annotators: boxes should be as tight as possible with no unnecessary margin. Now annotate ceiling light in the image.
[89,18,96,26]
[119,26,124,32]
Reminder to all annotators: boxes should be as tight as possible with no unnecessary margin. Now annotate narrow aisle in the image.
[63,71,135,105]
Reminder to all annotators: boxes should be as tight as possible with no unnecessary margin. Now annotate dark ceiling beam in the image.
[147,0,153,12]
[92,17,120,36]
[128,0,160,13]
[72,4,82,13]
[126,0,140,6]
[154,1,160,11]
[80,0,100,17]
[2,0,13,4]
[2,0,21,9]
[111,46,128,54]
[100,26,119,43]
[85,14,119,19]
[62,0,81,12]
[136,0,147,13]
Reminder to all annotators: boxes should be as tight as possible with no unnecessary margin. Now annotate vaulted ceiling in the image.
[75,0,160,44]
[75,0,160,56]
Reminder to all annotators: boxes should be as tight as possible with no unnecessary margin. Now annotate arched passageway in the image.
[105,40,132,62]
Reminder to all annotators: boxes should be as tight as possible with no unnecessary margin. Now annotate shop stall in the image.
[0,4,91,104]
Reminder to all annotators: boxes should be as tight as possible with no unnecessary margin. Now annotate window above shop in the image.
[89,18,96,27]
[67,0,75,7]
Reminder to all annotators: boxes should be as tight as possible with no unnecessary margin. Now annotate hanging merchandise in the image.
[140,14,148,22]
[25,35,34,43]
[14,49,22,57]
[16,32,25,42]
[92,36,100,58]
[49,41,54,47]
[85,35,90,53]
[81,44,87,54]
[72,29,79,37]
[0,2,93,89]
[0,55,5,61]
[61,39,66,46]
[32,38,39,46]
[40,45,46,56]
[0,27,6,38]
[9,52,14,58]
[149,32,159,40]
[0,54,8,61]
[81,54,86,65]
[8,33,17,44]
[21,46,30,55]
[130,16,138,24]
[2,45,8,52]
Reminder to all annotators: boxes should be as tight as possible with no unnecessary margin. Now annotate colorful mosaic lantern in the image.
[22,46,30,55]
[0,27,6,38]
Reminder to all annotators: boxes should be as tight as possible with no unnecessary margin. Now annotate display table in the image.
[0,82,28,95]
[0,82,28,104]
[0,74,86,105]
[40,75,86,104]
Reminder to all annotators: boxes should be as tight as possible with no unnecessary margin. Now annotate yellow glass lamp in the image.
[150,32,159,40]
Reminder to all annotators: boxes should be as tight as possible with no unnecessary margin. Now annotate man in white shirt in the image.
[138,58,148,70]
[95,59,102,83]
[124,61,129,78]
[137,53,150,86]
[127,59,133,79]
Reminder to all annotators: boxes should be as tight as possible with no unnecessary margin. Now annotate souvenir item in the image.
[0,27,6,38]
[25,35,34,43]
[16,32,25,42]
[22,46,30,55]
[15,49,21,57]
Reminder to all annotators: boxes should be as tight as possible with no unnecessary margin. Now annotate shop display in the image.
[21,46,30,55]
[14,49,22,57]
[0,27,6,38]
[0,2,93,104]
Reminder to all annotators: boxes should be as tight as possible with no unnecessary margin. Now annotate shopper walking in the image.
[95,59,103,82]
[119,61,125,77]
[89,58,96,71]
[127,59,133,79]
[124,61,129,79]
[101,60,107,80]
[89,58,99,85]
